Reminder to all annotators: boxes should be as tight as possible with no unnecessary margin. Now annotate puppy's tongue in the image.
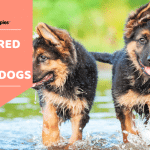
[32,80,43,87]
[32,82,38,87]
[145,67,150,75]
[32,74,53,87]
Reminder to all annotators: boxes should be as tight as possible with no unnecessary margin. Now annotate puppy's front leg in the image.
[117,107,138,143]
[42,102,60,146]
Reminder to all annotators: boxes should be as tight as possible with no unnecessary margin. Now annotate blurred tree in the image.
[33,0,149,53]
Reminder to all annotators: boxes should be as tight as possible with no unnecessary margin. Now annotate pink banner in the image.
[0,0,32,107]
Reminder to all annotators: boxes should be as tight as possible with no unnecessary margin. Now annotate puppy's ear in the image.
[124,2,150,39]
[36,22,60,45]
[36,23,75,58]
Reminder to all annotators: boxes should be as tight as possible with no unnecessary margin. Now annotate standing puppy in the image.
[32,23,97,146]
[91,3,150,143]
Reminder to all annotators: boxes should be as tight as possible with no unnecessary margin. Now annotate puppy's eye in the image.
[139,38,147,44]
[38,55,48,62]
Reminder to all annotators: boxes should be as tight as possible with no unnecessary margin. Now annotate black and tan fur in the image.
[32,23,97,146]
[91,3,150,143]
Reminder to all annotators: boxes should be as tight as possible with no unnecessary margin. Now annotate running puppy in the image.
[91,2,150,143]
[32,23,97,146]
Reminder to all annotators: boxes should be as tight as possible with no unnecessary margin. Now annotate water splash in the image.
[2,116,150,149]
[120,117,150,149]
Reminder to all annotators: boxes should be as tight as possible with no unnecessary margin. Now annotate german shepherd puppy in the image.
[91,3,150,143]
[32,23,97,146]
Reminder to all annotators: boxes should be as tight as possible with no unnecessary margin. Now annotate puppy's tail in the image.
[90,52,113,64]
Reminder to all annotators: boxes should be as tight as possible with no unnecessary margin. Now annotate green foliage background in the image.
[33,0,149,53]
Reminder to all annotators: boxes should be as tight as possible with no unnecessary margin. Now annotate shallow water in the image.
[1,88,150,149]
[0,116,120,150]
[1,115,150,150]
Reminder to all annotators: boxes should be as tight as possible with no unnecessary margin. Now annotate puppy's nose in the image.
[147,55,150,62]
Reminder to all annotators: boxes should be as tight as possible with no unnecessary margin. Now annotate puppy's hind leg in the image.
[69,113,89,144]
[144,104,150,125]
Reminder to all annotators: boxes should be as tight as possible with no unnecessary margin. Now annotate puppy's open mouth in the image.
[139,61,150,76]
[32,73,53,88]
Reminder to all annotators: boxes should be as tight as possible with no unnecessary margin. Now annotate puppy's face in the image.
[32,23,76,89]
[133,25,150,76]
[32,41,59,88]
[124,3,150,76]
